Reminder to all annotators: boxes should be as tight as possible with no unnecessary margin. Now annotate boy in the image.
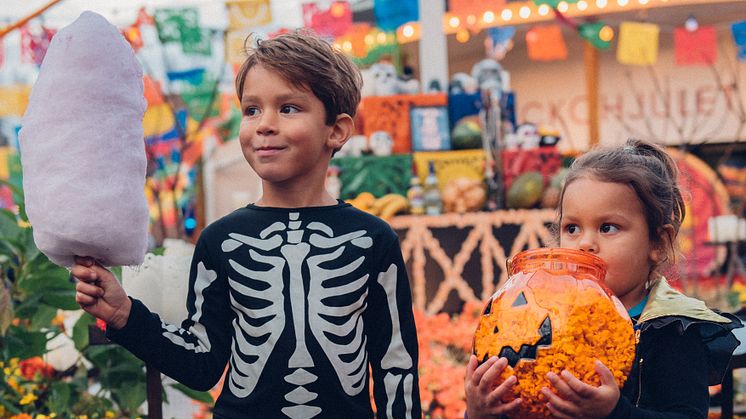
[73,32,421,418]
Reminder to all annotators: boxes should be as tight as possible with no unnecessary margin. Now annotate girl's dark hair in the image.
[234,30,362,126]
[557,139,686,266]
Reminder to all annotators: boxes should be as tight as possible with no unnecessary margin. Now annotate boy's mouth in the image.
[255,145,286,157]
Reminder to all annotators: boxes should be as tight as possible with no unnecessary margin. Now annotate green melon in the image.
[507,171,544,209]
[451,117,483,150]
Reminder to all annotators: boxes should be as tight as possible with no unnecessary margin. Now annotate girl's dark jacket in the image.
[608,277,742,419]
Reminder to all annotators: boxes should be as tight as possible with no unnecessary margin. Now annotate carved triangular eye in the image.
[512,291,528,307]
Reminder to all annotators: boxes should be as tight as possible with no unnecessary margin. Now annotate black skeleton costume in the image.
[107,202,421,418]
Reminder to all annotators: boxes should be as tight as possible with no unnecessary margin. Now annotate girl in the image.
[465,139,741,419]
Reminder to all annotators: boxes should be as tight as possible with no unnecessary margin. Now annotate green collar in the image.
[638,277,731,324]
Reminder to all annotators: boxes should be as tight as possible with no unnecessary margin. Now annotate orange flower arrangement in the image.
[473,248,636,418]
[415,301,483,418]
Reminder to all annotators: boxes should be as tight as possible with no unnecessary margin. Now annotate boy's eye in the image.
[244,106,259,117]
[280,105,300,114]
[600,224,619,233]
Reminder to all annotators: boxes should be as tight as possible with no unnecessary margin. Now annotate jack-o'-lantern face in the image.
[478,286,553,367]
[472,251,636,419]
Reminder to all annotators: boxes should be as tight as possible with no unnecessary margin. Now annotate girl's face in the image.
[559,177,660,309]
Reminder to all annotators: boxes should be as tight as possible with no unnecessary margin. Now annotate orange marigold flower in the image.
[19,357,55,380]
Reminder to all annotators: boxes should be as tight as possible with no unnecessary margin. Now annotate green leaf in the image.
[29,303,58,330]
[111,380,147,414]
[41,289,79,310]
[0,285,11,336]
[48,381,73,413]
[4,327,48,359]
[72,312,97,351]
[170,382,215,404]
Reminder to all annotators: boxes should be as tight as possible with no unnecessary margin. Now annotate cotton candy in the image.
[19,11,148,267]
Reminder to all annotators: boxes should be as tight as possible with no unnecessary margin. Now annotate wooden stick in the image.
[0,0,65,39]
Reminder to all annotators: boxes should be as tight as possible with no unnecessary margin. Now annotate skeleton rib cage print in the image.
[109,203,421,419]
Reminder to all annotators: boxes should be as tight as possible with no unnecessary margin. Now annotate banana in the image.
[369,193,404,215]
[378,195,409,220]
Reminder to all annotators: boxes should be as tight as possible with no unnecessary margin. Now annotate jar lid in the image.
[508,248,607,281]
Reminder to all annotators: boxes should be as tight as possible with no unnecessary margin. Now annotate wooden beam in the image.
[0,0,65,39]
[584,41,600,146]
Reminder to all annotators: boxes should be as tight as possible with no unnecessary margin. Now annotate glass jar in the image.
[473,248,635,418]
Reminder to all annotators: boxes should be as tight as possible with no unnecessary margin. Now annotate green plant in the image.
[0,180,211,416]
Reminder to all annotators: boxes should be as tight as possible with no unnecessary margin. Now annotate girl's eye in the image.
[600,224,619,233]
[244,106,259,117]
[280,105,300,114]
[564,224,579,235]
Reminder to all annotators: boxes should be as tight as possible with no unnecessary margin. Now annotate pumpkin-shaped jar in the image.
[472,248,636,418]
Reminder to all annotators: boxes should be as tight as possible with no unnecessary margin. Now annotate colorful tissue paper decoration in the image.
[226,0,272,31]
[617,21,660,66]
[526,25,568,61]
[374,0,419,31]
[732,21,746,61]
[449,0,506,17]
[532,0,578,6]
[674,26,716,65]
[302,1,353,38]
[578,21,613,50]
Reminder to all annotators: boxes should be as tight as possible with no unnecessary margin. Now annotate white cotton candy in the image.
[19,11,148,267]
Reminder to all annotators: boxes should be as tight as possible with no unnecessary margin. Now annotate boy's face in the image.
[238,65,347,188]
[558,177,658,310]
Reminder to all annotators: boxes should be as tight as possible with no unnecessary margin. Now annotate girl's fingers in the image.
[560,370,596,398]
[547,372,581,403]
[472,356,498,387]
[480,357,507,389]
[541,387,577,417]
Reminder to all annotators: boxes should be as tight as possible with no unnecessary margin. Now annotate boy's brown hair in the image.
[235,31,363,125]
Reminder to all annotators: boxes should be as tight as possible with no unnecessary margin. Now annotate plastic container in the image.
[473,248,635,418]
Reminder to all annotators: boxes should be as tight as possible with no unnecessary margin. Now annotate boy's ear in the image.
[327,113,354,151]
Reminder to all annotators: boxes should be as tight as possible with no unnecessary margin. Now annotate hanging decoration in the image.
[226,0,272,31]
[674,25,716,66]
[302,1,353,38]
[616,21,660,66]
[336,23,372,58]
[153,7,209,55]
[526,25,567,61]
[226,29,252,65]
[486,26,516,60]
[578,21,613,50]
[20,25,56,65]
[349,30,401,67]
[374,0,419,32]
[0,85,31,118]
[732,20,746,61]
[449,0,506,19]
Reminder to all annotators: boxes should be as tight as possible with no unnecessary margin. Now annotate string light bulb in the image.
[501,8,513,21]
[402,24,415,38]
[519,6,531,18]
[538,4,551,15]
[618,0,629,5]
[596,0,608,8]
[557,2,569,12]
[456,28,470,43]
[577,0,588,10]
[483,10,496,24]
[449,15,461,28]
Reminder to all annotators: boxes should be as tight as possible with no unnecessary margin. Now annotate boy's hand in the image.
[541,360,620,419]
[465,355,521,419]
[72,256,131,330]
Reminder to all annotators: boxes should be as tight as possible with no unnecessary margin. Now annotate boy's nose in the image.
[256,114,277,135]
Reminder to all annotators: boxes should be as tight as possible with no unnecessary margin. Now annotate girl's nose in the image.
[578,233,598,253]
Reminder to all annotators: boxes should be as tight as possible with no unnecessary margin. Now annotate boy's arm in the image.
[366,237,422,418]
[105,237,234,391]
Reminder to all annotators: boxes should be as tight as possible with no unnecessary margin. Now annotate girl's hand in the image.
[72,256,131,330]
[465,355,521,419]
[541,360,620,419]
